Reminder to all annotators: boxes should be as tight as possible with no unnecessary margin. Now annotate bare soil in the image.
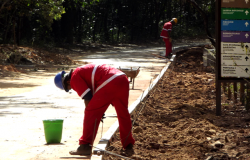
[105,48,250,160]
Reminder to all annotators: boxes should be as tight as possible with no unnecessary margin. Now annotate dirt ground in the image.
[105,48,250,160]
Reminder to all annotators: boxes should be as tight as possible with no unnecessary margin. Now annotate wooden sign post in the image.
[216,0,250,115]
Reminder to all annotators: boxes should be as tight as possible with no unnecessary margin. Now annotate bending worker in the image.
[54,63,135,155]
[160,18,177,58]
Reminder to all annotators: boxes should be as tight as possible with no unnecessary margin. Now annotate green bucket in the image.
[43,119,64,144]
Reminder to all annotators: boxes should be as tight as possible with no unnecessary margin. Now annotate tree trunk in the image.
[77,9,83,43]
[185,0,216,47]
[153,0,160,40]
[4,9,16,43]
[13,18,16,45]
[17,17,21,45]
[0,0,10,13]
[61,0,75,44]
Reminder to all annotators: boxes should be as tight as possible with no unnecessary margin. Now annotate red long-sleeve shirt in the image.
[70,64,125,99]
[160,21,172,39]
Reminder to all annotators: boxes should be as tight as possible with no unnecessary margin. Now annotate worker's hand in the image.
[169,38,172,43]
[101,114,106,123]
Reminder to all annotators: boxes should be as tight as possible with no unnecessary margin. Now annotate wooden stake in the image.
[234,82,237,103]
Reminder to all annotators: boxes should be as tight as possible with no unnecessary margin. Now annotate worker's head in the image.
[54,69,73,92]
[171,18,178,25]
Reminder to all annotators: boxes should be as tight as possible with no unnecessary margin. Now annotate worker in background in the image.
[160,18,178,58]
[54,63,135,155]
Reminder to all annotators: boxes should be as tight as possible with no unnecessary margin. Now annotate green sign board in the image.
[221,8,250,20]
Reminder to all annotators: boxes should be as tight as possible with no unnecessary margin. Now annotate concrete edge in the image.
[91,42,211,160]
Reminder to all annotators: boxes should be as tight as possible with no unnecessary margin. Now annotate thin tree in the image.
[185,0,216,47]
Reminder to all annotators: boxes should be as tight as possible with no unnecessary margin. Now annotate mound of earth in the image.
[105,47,250,160]
[0,44,78,66]
[0,44,86,78]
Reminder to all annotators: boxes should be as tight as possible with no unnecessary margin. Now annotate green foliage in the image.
[0,0,65,44]
[0,0,215,45]
[1,0,65,26]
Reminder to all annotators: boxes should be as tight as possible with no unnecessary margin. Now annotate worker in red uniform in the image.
[160,18,178,58]
[54,64,135,155]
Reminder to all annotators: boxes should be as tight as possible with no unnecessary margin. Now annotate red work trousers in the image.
[164,38,172,57]
[79,75,135,149]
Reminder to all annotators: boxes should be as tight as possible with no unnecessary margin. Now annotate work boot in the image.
[121,143,134,156]
[125,143,133,150]
[69,144,92,155]
[167,53,172,59]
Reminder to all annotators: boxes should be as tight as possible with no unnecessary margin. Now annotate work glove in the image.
[101,113,106,123]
